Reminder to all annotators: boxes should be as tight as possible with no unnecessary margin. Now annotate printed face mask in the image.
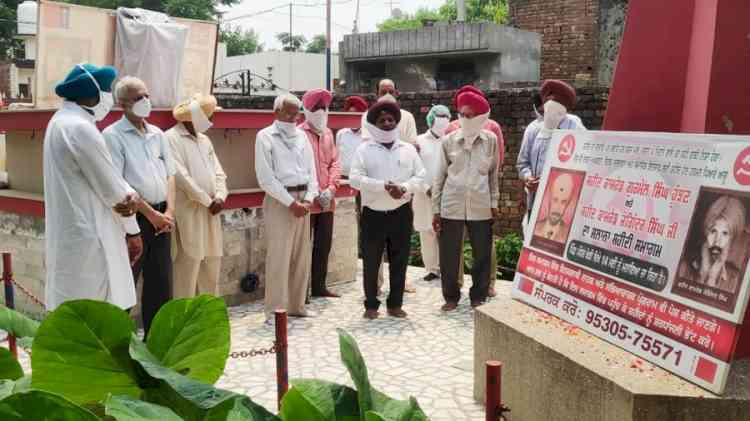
[275,120,298,138]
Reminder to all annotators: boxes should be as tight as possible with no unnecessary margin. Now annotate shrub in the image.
[0,298,430,420]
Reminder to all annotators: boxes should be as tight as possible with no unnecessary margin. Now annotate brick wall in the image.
[509,0,600,81]
[218,84,609,235]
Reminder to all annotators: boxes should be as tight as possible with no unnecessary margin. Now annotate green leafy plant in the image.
[0,296,431,420]
[409,233,424,267]
[496,233,523,280]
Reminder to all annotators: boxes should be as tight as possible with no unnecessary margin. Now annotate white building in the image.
[8,0,37,101]
[214,43,340,95]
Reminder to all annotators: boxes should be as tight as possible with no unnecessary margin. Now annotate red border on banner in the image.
[518,248,739,361]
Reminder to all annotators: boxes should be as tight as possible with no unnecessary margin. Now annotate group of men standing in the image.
[44,64,227,335]
[43,62,585,328]
[258,77,583,320]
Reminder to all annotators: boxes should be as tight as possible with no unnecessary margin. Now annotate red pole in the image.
[275,310,288,410]
[486,360,502,421]
[2,253,17,358]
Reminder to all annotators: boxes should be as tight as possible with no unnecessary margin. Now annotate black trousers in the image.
[361,204,413,310]
[311,211,334,295]
[133,202,173,335]
[439,218,492,304]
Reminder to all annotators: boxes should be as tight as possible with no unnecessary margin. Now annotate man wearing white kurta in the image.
[413,105,451,282]
[44,64,142,310]
[167,94,228,298]
[255,94,319,323]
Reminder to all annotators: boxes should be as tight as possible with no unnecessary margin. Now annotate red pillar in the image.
[604,0,750,136]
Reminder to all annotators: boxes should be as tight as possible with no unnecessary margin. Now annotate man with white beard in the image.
[678,196,746,293]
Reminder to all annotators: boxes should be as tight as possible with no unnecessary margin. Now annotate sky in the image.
[219,0,446,52]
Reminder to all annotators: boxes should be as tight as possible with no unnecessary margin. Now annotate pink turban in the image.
[302,89,333,110]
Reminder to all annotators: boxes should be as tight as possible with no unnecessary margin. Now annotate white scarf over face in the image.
[459,112,490,147]
[189,100,213,133]
[365,121,399,144]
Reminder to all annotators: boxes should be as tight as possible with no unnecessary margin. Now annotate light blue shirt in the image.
[516,114,586,210]
[103,116,176,204]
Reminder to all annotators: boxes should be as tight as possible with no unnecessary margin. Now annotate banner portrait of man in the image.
[673,188,750,313]
[531,168,585,256]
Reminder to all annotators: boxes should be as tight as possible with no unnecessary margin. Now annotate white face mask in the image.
[189,100,213,134]
[304,109,328,133]
[459,112,489,142]
[431,116,450,137]
[365,121,399,144]
[132,97,152,118]
[78,65,113,122]
[275,120,298,138]
[543,100,567,130]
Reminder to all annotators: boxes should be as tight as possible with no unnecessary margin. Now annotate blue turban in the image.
[55,63,117,101]
[425,104,450,128]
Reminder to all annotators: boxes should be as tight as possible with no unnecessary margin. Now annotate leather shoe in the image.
[387,308,407,318]
[423,273,440,281]
[312,290,341,298]
[363,309,379,320]
[441,302,458,312]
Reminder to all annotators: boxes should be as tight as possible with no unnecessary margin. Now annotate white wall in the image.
[215,46,340,95]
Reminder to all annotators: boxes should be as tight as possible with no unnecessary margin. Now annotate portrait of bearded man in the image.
[677,195,747,294]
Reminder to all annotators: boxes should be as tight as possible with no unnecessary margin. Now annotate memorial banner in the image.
[512,130,750,394]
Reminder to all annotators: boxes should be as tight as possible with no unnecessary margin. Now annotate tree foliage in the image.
[220,25,263,57]
[377,0,508,32]
[276,32,307,52]
[0,0,23,61]
[305,34,327,54]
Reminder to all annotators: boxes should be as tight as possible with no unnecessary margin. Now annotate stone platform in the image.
[474,288,750,421]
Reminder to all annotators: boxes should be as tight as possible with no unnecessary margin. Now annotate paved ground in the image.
[12,264,490,420]
[218,264,488,420]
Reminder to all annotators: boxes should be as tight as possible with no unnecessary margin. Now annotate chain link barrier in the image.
[229,342,277,359]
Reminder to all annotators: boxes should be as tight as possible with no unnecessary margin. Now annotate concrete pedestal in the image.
[474,287,750,421]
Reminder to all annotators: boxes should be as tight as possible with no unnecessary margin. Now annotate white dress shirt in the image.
[350,140,425,212]
[336,128,364,176]
[255,122,319,207]
[103,116,176,204]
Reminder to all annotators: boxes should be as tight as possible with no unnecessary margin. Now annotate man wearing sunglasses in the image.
[103,76,176,336]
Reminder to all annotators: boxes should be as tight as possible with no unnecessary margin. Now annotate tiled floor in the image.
[12,264,489,420]
[217,264,487,420]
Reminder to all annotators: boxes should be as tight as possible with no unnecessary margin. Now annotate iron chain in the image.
[230,342,277,358]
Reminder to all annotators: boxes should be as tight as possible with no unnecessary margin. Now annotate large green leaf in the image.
[0,390,100,420]
[147,295,230,384]
[31,300,141,404]
[0,305,39,339]
[130,336,278,421]
[104,394,182,420]
[337,329,374,418]
[0,348,22,380]
[280,379,360,421]
[337,329,428,421]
